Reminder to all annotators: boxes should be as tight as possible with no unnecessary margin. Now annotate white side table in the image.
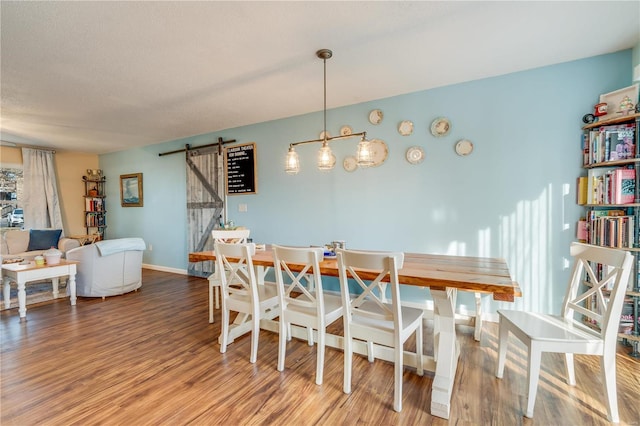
[2,260,77,319]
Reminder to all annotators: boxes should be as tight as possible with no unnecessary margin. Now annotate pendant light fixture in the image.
[285,49,372,175]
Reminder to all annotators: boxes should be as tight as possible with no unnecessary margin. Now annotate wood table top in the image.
[189,247,521,302]
[1,259,78,272]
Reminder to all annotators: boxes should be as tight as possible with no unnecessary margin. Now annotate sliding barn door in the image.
[187,146,224,277]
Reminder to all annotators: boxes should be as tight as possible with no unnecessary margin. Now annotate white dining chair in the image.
[496,242,633,423]
[272,245,343,385]
[208,229,250,323]
[336,248,424,412]
[215,241,279,363]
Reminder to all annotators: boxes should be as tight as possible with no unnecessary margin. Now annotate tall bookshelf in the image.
[83,175,106,239]
[580,112,640,357]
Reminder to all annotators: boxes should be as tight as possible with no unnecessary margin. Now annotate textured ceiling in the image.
[1,1,638,154]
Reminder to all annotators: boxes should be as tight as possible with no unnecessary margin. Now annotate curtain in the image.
[22,148,64,232]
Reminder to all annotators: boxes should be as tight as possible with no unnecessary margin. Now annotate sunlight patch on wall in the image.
[445,241,466,256]
[499,184,552,312]
[478,227,491,258]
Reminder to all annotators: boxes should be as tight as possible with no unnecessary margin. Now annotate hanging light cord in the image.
[323,55,327,143]
[287,48,367,149]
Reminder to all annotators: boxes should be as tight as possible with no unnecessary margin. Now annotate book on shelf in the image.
[586,300,638,335]
[584,123,636,165]
[84,197,105,212]
[587,167,615,204]
[577,176,588,205]
[619,297,636,335]
[605,123,635,162]
[586,209,635,248]
[586,167,636,205]
[611,167,635,204]
[577,218,588,241]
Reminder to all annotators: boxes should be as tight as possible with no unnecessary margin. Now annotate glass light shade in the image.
[317,143,336,171]
[356,138,374,167]
[285,147,300,175]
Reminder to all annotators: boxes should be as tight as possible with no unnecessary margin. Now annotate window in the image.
[1,167,23,230]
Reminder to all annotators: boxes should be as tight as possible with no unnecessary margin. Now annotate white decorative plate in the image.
[340,125,353,136]
[406,146,424,164]
[398,120,414,136]
[319,130,331,139]
[430,117,451,137]
[455,139,474,156]
[368,109,383,125]
[343,156,357,172]
[368,139,388,167]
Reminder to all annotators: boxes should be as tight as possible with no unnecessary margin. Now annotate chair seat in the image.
[352,300,423,335]
[284,293,343,322]
[229,282,278,306]
[498,309,603,344]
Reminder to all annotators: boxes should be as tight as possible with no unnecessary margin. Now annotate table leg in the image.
[430,288,459,419]
[52,277,59,298]
[3,277,11,309]
[68,271,77,306]
[474,292,483,341]
[17,279,27,318]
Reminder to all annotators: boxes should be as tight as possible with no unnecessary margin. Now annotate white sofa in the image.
[66,238,146,298]
[0,229,80,261]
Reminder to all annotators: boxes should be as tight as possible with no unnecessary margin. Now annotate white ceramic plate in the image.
[319,130,331,139]
[455,139,474,156]
[340,125,353,136]
[368,139,388,167]
[406,146,424,164]
[430,117,451,137]
[368,109,383,125]
[343,156,357,172]
[398,120,414,136]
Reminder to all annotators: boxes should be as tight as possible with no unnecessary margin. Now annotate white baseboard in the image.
[142,263,187,275]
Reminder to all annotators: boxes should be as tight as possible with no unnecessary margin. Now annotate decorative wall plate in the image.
[430,117,451,137]
[319,130,331,139]
[368,139,388,167]
[340,125,353,136]
[406,146,425,164]
[368,109,383,125]
[398,120,414,136]
[455,139,474,156]
[343,156,357,172]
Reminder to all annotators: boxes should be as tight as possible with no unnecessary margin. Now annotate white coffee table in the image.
[2,260,78,318]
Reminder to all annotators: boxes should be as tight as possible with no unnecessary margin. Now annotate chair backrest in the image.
[211,229,250,245]
[562,242,633,344]
[336,248,405,326]
[272,245,325,316]
[214,242,258,301]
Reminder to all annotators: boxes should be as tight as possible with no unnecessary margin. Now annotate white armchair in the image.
[66,238,145,298]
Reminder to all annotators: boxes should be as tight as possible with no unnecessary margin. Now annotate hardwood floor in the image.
[1,269,639,425]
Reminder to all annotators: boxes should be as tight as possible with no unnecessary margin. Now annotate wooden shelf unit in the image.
[83,176,106,240]
[579,112,640,355]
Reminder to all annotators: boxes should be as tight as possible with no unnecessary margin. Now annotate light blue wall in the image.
[100,50,632,315]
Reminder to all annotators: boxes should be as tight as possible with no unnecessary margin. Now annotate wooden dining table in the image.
[189,247,521,419]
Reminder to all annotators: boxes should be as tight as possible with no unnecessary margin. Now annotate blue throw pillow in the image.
[27,229,62,251]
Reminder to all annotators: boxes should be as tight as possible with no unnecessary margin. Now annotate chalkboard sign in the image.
[225,142,257,195]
